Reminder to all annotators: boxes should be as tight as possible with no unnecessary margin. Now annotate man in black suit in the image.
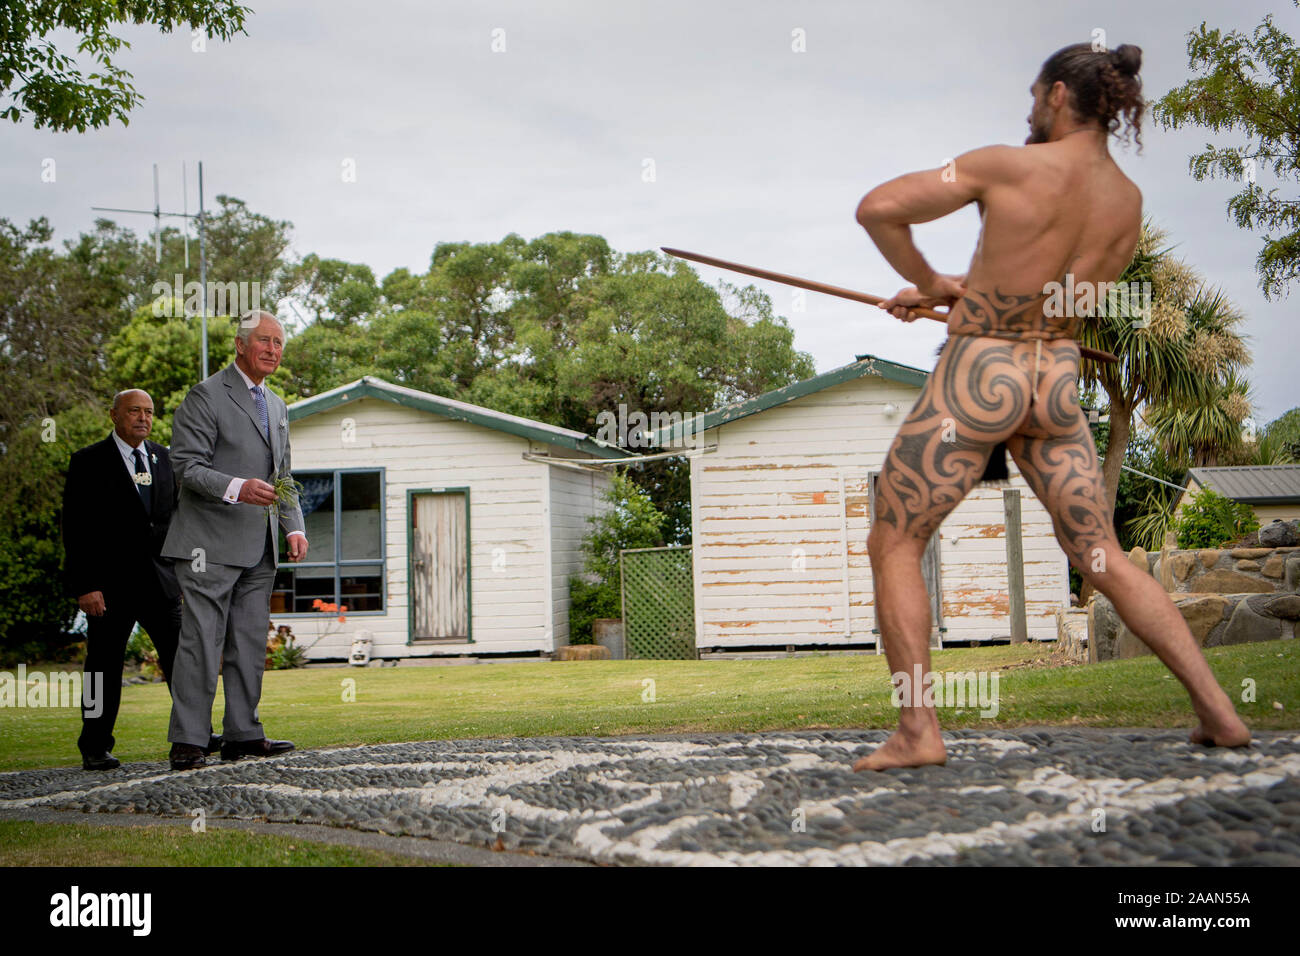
[62,389,218,770]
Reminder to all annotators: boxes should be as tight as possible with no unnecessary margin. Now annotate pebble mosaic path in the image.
[3,729,1300,866]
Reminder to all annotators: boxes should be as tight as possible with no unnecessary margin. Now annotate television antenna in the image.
[92,162,212,379]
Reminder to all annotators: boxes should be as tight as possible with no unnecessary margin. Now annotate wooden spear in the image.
[661,247,1119,365]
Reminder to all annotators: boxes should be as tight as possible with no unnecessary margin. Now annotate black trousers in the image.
[77,581,181,756]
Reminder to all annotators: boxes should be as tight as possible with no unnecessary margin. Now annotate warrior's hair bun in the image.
[1113,44,1142,77]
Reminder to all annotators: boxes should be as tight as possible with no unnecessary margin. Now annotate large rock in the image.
[1235,559,1262,571]
[1169,552,1197,582]
[1259,520,1299,548]
[1192,568,1274,594]
[1229,548,1272,559]
[1261,594,1300,620]
[1128,546,1150,574]
[1199,549,1222,568]
[1287,555,1300,593]
[1262,553,1286,579]
[1088,595,1122,662]
[1178,595,1231,645]
[1114,624,1151,658]
[1215,599,1287,646]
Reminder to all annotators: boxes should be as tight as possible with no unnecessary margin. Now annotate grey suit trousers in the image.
[167,535,276,747]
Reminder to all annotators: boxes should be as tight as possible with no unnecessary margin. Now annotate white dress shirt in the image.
[112,430,151,489]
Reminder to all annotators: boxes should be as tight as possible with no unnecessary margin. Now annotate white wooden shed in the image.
[275,377,621,659]
[653,354,1070,650]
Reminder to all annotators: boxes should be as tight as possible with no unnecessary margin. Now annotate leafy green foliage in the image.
[0,1,251,132]
[1264,407,1300,461]
[567,474,667,644]
[0,403,108,664]
[1173,487,1260,549]
[1151,5,1300,298]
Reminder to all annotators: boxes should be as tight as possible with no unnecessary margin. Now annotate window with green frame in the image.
[272,469,384,614]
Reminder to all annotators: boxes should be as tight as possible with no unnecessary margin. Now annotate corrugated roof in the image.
[288,376,627,459]
[1188,465,1300,504]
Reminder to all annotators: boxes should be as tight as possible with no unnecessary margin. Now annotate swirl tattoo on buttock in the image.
[873,332,1116,572]
[874,336,1031,539]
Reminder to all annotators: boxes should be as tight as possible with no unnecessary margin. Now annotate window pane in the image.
[274,567,335,613]
[339,472,381,561]
[340,564,383,612]
[279,473,335,562]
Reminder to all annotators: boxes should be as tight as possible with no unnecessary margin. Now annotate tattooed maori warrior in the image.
[852,43,1251,771]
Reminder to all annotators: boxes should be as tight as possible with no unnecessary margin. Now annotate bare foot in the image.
[1190,712,1252,748]
[853,727,947,771]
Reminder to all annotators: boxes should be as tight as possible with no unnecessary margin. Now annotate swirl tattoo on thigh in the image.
[1006,345,1116,568]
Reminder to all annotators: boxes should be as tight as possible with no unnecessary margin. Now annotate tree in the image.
[0,217,139,447]
[0,0,251,132]
[287,254,379,326]
[1079,221,1249,513]
[1263,407,1300,461]
[1144,368,1253,467]
[0,402,106,664]
[1151,5,1300,299]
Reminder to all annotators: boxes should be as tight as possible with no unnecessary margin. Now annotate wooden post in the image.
[1003,488,1029,644]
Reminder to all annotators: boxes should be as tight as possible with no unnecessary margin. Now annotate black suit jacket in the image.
[62,434,181,602]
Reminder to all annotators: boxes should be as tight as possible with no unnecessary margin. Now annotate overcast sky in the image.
[4,0,1296,423]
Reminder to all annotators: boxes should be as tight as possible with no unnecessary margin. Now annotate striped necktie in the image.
[250,385,271,443]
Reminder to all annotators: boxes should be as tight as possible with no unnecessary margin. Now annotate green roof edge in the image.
[288,377,627,459]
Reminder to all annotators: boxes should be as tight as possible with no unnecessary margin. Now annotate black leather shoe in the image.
[220,737,295,760]
[82,751,120,771]
[169,743,206,771]
[204,734,223,755]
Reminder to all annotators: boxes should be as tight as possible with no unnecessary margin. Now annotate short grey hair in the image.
[111,389,152,412]
[236,310,283,345]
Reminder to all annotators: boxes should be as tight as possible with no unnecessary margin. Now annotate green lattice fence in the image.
[620,546,696,659]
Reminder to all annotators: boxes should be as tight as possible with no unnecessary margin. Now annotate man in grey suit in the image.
[163,311,309,770]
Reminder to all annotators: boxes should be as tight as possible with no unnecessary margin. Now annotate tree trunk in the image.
[1100,394,1132,516]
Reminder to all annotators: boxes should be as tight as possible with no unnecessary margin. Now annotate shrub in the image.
[1173,487,1259,549]
[567,473,666,644]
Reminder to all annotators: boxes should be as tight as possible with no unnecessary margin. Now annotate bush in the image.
[568,575,621,647]
[124,627,156,665]
[567,472,667,644]
[1173,487,1259,549]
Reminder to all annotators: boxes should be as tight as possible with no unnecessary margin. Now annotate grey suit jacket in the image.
[162,363,305,568]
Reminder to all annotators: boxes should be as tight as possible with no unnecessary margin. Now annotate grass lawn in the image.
[0,820,444,866]
[1,641,1296,772]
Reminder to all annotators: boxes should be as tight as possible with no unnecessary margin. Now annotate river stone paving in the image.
[3,729,1300,866]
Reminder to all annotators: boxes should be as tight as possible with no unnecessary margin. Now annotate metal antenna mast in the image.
[92,161,211,380]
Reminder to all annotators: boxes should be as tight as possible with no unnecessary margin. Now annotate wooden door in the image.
[410,492,468,641]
